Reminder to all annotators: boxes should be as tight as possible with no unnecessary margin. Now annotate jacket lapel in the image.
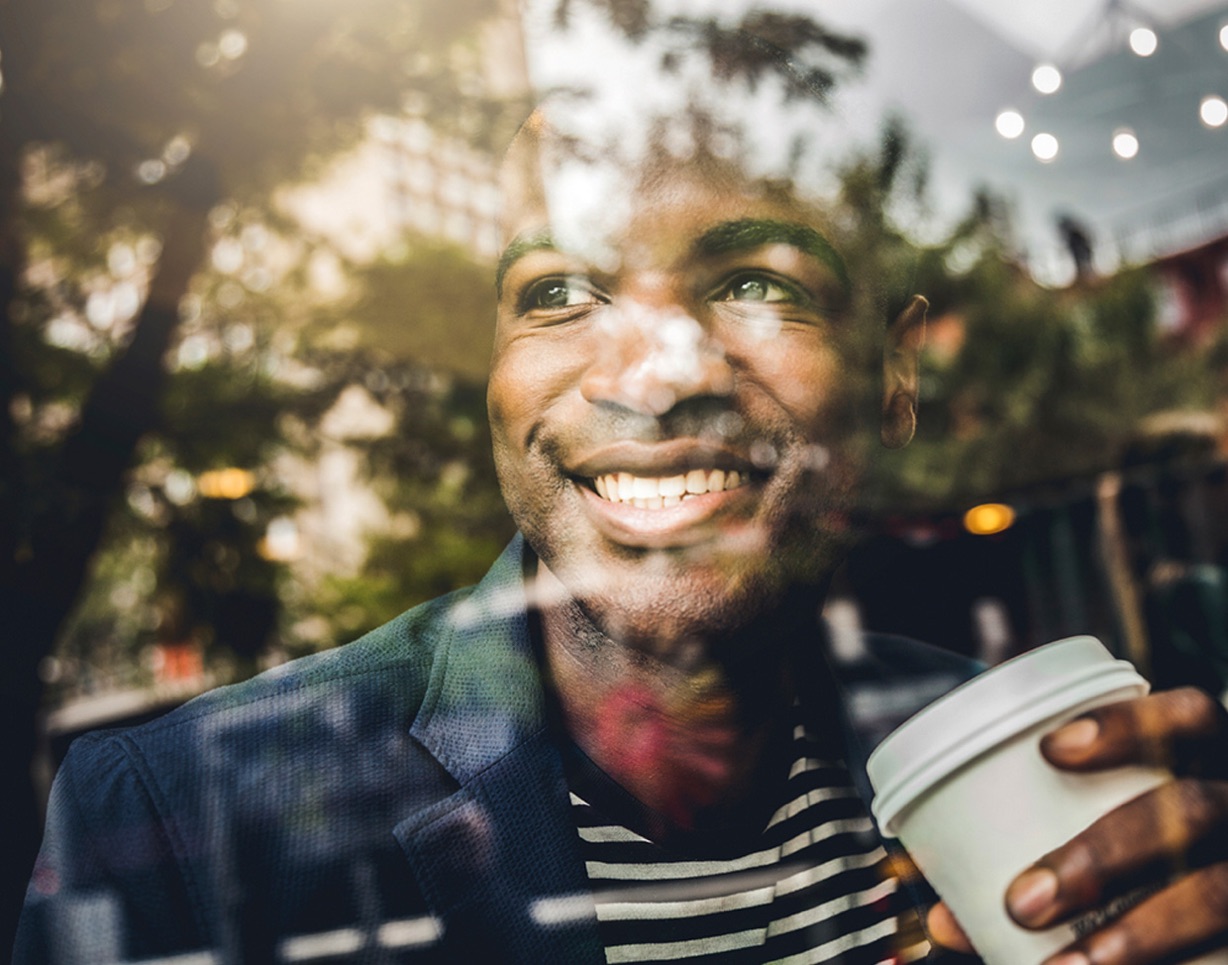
[396,536,605,963]
[393,536,983,959]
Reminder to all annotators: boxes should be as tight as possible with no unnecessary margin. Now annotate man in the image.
[17,13,1228,965]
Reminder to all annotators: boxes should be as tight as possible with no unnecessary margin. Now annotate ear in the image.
[881,294,927,449]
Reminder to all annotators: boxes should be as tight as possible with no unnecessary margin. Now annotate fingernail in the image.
[1007,867,1059,924]
[1044,954,1089,965]
[1048,717,1099,754]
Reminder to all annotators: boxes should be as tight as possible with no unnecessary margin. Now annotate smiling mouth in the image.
[589,469,750,509]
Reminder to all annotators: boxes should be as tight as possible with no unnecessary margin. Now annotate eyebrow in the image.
[494,219,850,296]
[695,219,850,293]
[496,230,555,296]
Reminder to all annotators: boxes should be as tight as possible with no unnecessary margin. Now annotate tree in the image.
[0,1,876,942]
[839,120,1223,516]
[0,0,510,941]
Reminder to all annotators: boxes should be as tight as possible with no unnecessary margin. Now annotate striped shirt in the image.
[567,714,931,964]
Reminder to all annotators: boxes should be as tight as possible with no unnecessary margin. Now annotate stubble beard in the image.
[514,465,857,665]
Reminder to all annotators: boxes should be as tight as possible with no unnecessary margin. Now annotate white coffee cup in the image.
[866,636,1219,965]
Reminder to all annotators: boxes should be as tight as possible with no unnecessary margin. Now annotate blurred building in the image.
[1151,232,1228,338]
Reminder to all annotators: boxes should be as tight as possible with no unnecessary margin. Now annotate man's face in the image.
[489,131,909,652]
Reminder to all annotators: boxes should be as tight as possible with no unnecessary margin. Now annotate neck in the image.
[536,562,827,837]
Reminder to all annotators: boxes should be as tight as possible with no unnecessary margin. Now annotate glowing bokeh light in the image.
[197,468,256,500]
[1032,63,1062,95]
[1112,128,1139,159]
[196,42,220,68]
[260,518,301,561]
[1031,132,1059,162]
[1201,95,1228,128]
[1128,27,1158,57]
[137,159,167,184]
[1220,23,1228,52]
[964,503,1017,537]
[995,109,1025,139]
[218,29,248,60]
[163,135,192,167]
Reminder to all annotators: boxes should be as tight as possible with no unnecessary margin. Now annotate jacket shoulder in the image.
[140,586,470,734]
[17,590,480,963]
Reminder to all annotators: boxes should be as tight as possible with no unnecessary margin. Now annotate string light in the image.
[1128,27,1158,57]
[995,110,1026,139]
[1201,95,1228,128]
[1112,128,1139,159]
[1031,63,1062,94]
[1031,133,1059,162]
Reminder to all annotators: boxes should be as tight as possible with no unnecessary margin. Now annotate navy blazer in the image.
[15,536,979,964]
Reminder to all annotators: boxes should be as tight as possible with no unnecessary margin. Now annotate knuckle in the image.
[1052,835,1108,907]
[1083,921,1132,965]
[1169,687,1222,735]
[1201,862,1228,921]
[1169,778,1225,838]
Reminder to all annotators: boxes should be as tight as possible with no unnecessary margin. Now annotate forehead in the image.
[499,115,836,268]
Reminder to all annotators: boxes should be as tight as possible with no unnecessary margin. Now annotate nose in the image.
[579,301,735,417]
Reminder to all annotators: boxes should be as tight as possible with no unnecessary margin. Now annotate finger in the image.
[1007,778,1228,929]
[1041,688,1227,774]
[1041,862,1228,965]
[926,901,976,954]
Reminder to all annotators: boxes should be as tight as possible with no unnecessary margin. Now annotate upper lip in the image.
[566,441,757,479]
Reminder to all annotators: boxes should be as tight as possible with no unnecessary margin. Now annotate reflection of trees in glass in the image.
[551,0,867,93]
[5,0,1217,947]
[1,4,875,933]
[843,121,1223,515]
[521,2,868,208]
[0,0,518,942]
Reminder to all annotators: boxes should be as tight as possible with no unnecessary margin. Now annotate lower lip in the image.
[578,481,756,546]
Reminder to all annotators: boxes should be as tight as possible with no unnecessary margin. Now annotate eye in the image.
[521,276,603,311]
[719,273,802,304]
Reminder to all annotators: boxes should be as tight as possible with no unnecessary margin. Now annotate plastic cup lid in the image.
[867,636,1148,836]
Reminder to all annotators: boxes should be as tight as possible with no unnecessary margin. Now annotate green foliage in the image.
[289,369,514,650]
[314,241,496,381]
[844,123,1224,511]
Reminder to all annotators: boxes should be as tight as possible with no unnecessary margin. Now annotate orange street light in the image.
[963,503,1016,537]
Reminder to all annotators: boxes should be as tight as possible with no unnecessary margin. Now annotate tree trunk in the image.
[0,153,215,949]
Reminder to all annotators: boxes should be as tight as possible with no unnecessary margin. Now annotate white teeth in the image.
[591,469,750,505]
[659,474,686,498]
[631,476,657,499]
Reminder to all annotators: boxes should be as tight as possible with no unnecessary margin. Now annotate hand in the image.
[926,687,1228,964]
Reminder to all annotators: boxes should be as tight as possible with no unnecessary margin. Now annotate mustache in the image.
[534,397,751,449]
[530,397,812,470]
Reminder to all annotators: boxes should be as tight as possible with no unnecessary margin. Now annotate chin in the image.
[547,535,836,657]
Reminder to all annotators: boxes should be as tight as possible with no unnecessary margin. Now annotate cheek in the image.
[489,331,550,439]
[487,328,587,466]
[733,335,865,435]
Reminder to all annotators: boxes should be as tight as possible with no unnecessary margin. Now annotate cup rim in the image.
[868,636,1148,836]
